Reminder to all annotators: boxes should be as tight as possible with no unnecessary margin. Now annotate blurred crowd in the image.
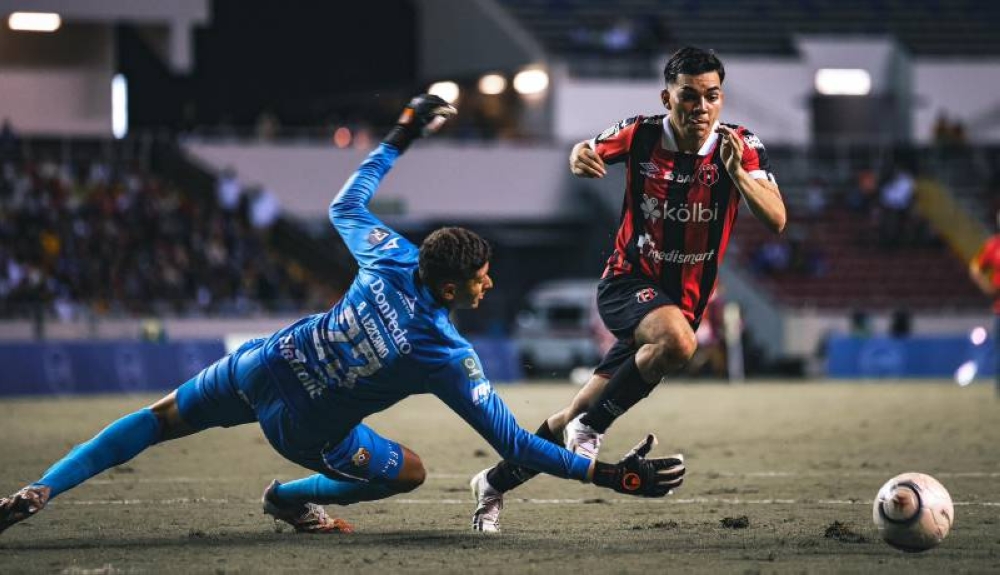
[0,155,315,320]
[749,159,939,281]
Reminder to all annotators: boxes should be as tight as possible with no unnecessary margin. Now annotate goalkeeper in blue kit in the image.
[0,95,685,535]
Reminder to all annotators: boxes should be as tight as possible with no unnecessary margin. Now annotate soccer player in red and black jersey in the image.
[968,219,1000,395]
[470,46,787,532]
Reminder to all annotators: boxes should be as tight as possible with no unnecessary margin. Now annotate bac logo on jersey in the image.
[367,227,390,246]
[463,355,484,380]
[351,447,371,469]
[697,164,719,186]
[635,288,657,303]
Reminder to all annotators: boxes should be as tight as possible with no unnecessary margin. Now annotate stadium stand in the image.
[0,138,335,319]
[500,0,1000,61]
[730,143,990,310]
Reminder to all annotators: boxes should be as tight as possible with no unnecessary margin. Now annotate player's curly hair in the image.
[663,46,725,86]
[418,227,492,289]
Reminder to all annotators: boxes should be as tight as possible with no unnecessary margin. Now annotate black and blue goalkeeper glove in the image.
[382,94,457,152]
[592,434,685,497]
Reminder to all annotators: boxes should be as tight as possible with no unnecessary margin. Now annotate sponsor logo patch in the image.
[471,381,492,406]
[397,291,417,318]
[463,355,484,380]
[597,125,620,142]
[637,234,717,264]
[379,237,400,251]
[367,227,390,246]
[640,194,662,221]
[639,162,662,179]
[622,472,642,491]
[596,118,637,142]
[743,133,764,149]
[635,288,657,303]
[664,202,719,223]
[351,447,371,469]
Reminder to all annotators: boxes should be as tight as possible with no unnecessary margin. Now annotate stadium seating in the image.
[500,0,1000,62]
[0,139,321,319]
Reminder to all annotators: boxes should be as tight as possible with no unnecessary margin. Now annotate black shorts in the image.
[594,275,697,377]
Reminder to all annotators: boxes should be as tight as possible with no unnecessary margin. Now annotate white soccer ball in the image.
[872,472,954,552]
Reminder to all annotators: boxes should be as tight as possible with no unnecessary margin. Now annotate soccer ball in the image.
[872,472,954,552]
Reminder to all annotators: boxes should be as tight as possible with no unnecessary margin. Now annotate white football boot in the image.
[470,469,503,533]
[262,480,353,534]
[564,415,603,460]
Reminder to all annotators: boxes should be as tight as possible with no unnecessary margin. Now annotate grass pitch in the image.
[0,381,997,574]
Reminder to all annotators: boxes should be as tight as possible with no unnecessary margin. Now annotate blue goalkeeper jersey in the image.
[260,143,592,482]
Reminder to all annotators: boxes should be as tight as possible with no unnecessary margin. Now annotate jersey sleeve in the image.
[329,143,419,270]
[974,237,999,268]
[974,241,989,268]
[590,117,641,165]
[427,350,592,481]
[738,127,777,184]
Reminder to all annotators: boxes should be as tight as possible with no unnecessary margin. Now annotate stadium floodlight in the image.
[478,73,506,95]
[333,126,352,148]
[112,74,128,139]
[8,12,61,32]
[513,68,548,95]
[428,81,460,104]
[815,68,871,96]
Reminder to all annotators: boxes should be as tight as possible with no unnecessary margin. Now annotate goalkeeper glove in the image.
[592,434,685,497]
[382,94,457,152]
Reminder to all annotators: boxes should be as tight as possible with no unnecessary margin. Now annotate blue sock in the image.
[274,474,396,506]
[35,409,162,499]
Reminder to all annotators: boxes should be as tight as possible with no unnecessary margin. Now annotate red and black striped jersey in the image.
[592,115,775,323]
[974,234,1000,313]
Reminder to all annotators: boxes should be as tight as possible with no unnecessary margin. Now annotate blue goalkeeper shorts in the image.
[175,338,402,482]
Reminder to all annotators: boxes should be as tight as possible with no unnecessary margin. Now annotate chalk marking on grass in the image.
[88,470,1000,486]
[57,497,1000,507]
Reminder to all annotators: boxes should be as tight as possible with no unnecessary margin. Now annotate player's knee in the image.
[642,338,696,377]
[148,393,196,442]
[393,450,426,493]
[673,331,698,364]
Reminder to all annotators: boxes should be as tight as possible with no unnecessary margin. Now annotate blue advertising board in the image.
[0,340,226,396]
[826,335,996,378]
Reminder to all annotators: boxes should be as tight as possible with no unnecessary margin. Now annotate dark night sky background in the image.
[120,0,418,130]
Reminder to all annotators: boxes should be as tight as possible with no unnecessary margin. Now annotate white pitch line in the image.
[56,497,1000,507]
[87,470,1000,485]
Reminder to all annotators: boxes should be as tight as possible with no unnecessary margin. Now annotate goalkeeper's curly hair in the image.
[418,227,492,290]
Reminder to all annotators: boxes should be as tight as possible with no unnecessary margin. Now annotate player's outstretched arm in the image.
[589,434,686,497]
[332,94,457,216]
[431,359,684,496]
[329,94,457,264]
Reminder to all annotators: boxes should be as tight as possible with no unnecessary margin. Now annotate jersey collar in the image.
[662,119,720,156]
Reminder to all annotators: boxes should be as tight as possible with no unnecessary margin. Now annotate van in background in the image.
[513,279,610,376]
